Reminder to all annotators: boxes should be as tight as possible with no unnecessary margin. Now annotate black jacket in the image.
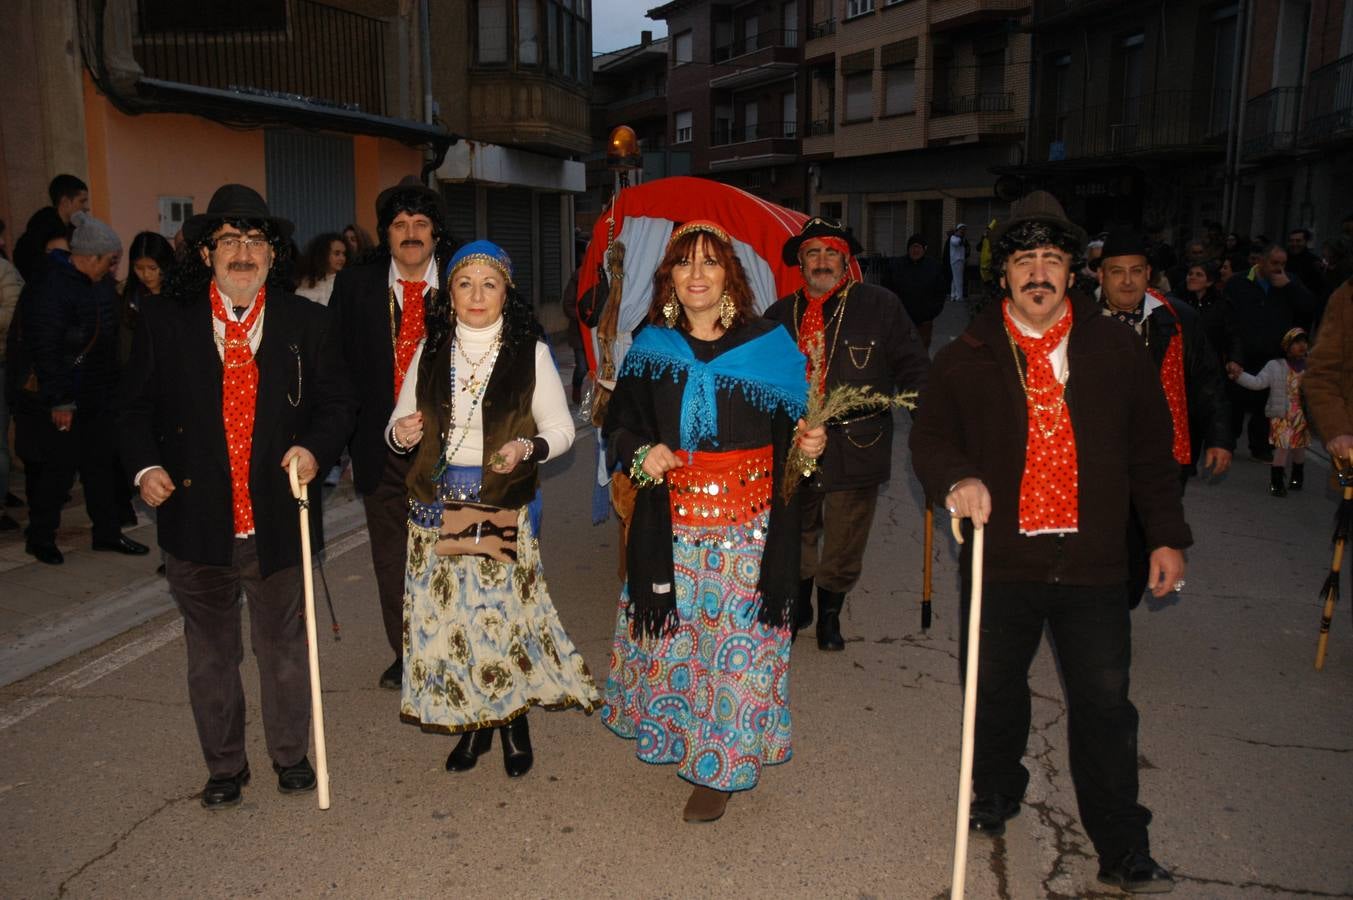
[1139,296,1234,465]
[1224,275,1317,370]
[764,281,929,491]
[910,295,1193,586]
[883,255,947,327]
[117,288,355,576]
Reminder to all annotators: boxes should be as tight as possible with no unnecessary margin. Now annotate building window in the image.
[844,71,872,122]
[782,91,797,137]
[882,39,917,116]
[674,29,693,64]
[931,41,953,113]
[1049,53,1072,144]
[478,0,509,64]
[820,201,843,220]
[845,0,875,18]
[518,0,540,65]
[1209,6,1238,135]
[782,2,798,48]
[869,201,907,256]
[675,109,693,144]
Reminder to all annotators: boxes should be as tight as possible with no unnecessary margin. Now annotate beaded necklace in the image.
[431,331,503,482]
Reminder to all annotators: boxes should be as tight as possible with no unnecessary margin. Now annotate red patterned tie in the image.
[394,279,427,402]
[210,281,266,535]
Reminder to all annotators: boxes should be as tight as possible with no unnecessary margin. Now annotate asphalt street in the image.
[1,307,1351,899]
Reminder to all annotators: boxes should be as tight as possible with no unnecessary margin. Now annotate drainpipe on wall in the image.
[419,0,436,183]
[1222,0,1254,230]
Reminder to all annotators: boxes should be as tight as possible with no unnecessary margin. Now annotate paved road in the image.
[2,309,1351,899]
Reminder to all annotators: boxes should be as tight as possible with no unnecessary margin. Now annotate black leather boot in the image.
[1290,463,1304,491]
[501,715,533,777]
[816,587,846,651]
[791,578,814,641]
[1270,466,1288,497]
[445,728,494,772]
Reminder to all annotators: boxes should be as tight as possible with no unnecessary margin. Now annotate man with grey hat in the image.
[911,191,1190,893]
[10,210,147,565]
[119,184,355,809]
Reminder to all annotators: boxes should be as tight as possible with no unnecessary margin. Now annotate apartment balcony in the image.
[468,74,591,156]
[1302,52,1353,147]
[1242,87,1303,160]
[1035,90,1226,162]
[132,0,388,115]
[710,29,801,90]
[601,88,668,128]
[707,120,800,171]
[1031,0,1127,28]
[805,18,837,59]
[930,0,1032,32]
[929,92,1024,143]
[801,118,835,157]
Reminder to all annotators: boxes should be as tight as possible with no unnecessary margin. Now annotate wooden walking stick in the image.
[950,517,984,899]
[289,456,331,809]
[922,505,934,631]
[1315,454,1353,671]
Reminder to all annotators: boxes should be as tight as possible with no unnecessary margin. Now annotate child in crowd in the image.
[1231,327,1309,496]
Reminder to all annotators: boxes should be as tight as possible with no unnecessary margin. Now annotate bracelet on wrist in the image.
[390,424,410,453]
[630,443,663,488]
[514,436,534,462]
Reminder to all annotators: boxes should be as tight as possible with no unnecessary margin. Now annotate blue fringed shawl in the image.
[618,325,808,450]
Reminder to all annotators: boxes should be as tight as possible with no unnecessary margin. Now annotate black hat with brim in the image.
[182,184,293,245]
[376,175,447,223]
[991,190,1085,247]
[1098,228,1151,263]
[782,217,864,266]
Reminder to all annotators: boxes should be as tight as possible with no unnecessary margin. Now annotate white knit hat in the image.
[69,211,122,255]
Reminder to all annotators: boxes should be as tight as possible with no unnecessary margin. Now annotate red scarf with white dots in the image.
[1003,302,1079,535]
[210,281,265,535]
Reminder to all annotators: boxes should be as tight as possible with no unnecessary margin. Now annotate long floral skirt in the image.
[601,511,792,792]
[400,506,601,734]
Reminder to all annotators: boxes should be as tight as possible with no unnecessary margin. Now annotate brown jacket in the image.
[910,295,1192,586]
[1304,278,1353,444]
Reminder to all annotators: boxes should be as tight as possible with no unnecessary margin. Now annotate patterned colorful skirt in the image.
[602,449,792,792]
[400,466,601,734]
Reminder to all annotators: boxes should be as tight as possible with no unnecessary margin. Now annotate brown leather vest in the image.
[407,333,539,508]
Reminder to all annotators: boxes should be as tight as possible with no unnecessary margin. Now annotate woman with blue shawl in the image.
[600,221,826,823]
[387,241,601,778]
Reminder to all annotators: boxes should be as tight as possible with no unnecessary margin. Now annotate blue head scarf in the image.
[445,240,514,288]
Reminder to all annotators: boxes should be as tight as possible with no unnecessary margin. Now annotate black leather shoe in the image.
[92,535,150,555]
[201,765,250,809]
[1097,849,1174,893]
[378,658,402,690]
[816,587,846,651]
[273,756,316,794]
[445,728,494,772]
[501,715,533,777]
[969,793,1021,836]
[790,578,814,642]
[25,542,64,565]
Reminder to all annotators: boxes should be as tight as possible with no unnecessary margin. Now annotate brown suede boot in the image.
[682,785,731,823]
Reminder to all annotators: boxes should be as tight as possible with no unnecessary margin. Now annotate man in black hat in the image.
[1097,229,1231,606]
[119,183,355,808]
[328,175,456,688]
[764,217,929,650]
[882,233,946,350]
[910,190,1190,893]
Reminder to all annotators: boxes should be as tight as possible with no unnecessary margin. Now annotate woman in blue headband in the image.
[387,240,600,777]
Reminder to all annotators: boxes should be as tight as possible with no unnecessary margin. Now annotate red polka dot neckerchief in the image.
[1002,301,1079,536]
[792,273,853,396]
[209,281,266,535]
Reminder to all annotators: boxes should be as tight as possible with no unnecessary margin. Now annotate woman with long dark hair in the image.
[119,232,174,361]
[386,240,600,778]
[295,232,347,306]
[600,221,826,823]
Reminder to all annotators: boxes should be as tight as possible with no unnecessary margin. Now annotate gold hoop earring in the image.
[663,289,679,327]
[719,291,734,329]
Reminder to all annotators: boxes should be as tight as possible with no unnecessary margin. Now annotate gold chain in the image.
[1003,321,1070,440]
[792,279,853,381]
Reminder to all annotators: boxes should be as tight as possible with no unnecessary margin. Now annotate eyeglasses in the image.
[213,235,271,253]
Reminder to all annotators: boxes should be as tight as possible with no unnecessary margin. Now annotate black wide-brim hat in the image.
[1097,228,1150,263]
[782,216,864,266]
[182,184,293,245]
[375,175,447,223]
[991,190,1085,247]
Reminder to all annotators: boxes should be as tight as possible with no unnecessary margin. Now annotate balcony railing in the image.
[132,0,387,115]
[1038,90,1226,160]
[712,120,799,145]
[604,87,665,111]
[808,18,836,39]
[1242,87,1302,159]
[714,27,800,61]
[932,92,1015,115]
[1302,52,1353,145]
[809,118,834,136]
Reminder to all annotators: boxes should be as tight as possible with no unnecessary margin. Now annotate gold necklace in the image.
[792,280,853,379]
[456,331,503,393]
[1004,321,1070,440]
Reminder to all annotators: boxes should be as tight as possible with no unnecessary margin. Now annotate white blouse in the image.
[387,318,575,467]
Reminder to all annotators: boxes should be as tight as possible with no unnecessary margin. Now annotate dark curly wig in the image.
[162,216,293,304]
[991,220,1084,279]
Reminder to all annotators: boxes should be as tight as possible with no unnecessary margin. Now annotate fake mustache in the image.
[227,261,258,272]
[1020,281,1056,294]
[811,267,835,276]
[400,239,426,248]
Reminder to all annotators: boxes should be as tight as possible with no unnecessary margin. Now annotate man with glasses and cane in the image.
[910,191,1192,893]
[119,184,354,809]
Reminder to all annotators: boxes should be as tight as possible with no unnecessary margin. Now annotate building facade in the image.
[0,0,590,317]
